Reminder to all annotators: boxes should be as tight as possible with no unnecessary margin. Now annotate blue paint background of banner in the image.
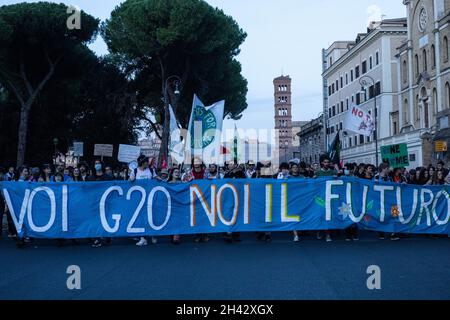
[1,177,449,238]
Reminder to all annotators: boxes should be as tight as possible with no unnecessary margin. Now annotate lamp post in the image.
[161,75,181,167]
[359,75,379,168]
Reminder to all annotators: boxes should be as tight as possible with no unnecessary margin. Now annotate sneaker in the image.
[151,237,158,245]
[136,238,148,246]
[390,234,400,241]
[92,239,102,248]
[316,232,323,240]
[378,234,385,240]
[8,234,17,238]
[345,237,352,242]
[326,234,332,242]
[352,236,359,241]
[24,237,32,243]
[293,235,300,242]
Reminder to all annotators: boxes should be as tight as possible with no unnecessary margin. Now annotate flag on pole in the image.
[186,94,225,165]
[233,124,239,163]
[344,106,375,137]
[328,129,341,166]
[168,104,184,165]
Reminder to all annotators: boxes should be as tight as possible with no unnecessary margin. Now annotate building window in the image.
[414,95,420,127]
[340,76,343,89]
[403,98,409,125]
[369,56,373,69]
[329,108,332,118]
[354,136,357,146]
[355,66,360,78]
[362,60,367,74]
[329,86,332,96]
[391,112,399,135]
[332,83,335,93]
[433,88,438,122]
[345,73,348,85]
[346,98,349,110]
[415,54,419,77]
[349,138,352,148]
[375,82,381,96]
[351,69,354,81]
[422,49,427,72]
[359,135,364,144]
[431,45,436,69]
[332,105,336,116]
[446,82,450,109]
[356,93,361,105]
[340,101,344,113]
[402,60,407,83]
[376,52,379,65]
[336,80,339,91]
[444,37,449,62]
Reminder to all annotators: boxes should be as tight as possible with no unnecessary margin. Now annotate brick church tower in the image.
[274,75,293,162]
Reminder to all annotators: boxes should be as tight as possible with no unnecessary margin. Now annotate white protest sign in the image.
[94,144,114,158]
[73,142,84,157]
[118,144,141,163]
[344,106,375,137]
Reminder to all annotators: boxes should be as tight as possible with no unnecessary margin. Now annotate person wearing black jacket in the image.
[88,160,113,248]
[223,161,245,243]
[0,167,17,239]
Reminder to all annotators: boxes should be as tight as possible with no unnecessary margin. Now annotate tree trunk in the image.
[16,102,32,168]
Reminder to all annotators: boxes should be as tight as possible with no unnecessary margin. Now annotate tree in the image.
[0,47,139,167]
[102,0,248,165]
[0,2,99,167]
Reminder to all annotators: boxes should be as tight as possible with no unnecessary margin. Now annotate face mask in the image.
[95,164,102,171]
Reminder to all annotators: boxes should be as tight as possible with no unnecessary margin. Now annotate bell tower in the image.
[274,75,293,162]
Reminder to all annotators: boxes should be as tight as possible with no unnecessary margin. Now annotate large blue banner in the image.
[1,177,450,239]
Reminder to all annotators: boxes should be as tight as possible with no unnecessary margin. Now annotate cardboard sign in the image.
[73,142,84,157]
[435,141,448,152]
[381,143,409,168]
[118,144,141,163]
[94,144,113,157]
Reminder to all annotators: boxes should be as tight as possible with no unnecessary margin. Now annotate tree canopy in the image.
[102,0,248,129]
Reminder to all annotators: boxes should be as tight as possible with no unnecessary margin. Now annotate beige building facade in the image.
[398,0,450,165]
[323,19,409,166]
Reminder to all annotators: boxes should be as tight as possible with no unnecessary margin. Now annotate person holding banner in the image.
[315,155,337,242]
[0,168,17,239]
[130,155,157,247]
[88,160,114,248]
[223,160,246,243]
[169,167,183,245]
[206,163,223,180]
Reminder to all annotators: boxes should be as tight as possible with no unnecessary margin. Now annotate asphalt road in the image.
[1,232,450,300]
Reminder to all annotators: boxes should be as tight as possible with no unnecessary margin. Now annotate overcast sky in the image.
[4,0,407,135]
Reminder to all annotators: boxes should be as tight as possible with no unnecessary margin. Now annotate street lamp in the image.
[161,75,182,166]
[359,75,379,168]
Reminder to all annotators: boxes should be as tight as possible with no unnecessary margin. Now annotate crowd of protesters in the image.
[1,154,450,248]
